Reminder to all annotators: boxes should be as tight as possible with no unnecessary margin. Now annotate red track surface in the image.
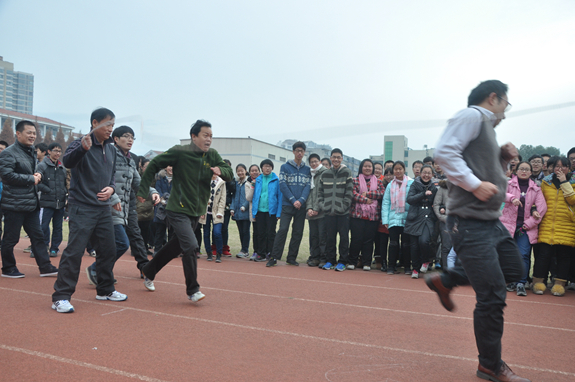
[1,239,574,382]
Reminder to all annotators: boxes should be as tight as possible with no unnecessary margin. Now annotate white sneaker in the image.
[346,264,355,270]
[52,300,74,313]
[411,270,419,279]
[96,291,127,301]
[188,291,205,302]
[144,277,155,291]
[420,263,429,273]
[363,266,370,271]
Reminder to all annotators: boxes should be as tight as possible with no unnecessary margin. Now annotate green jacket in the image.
[138,142,233,217]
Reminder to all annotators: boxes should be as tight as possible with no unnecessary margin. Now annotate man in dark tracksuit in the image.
[52,108,127,313]
[428,81,529,382]
[0,120,59,278]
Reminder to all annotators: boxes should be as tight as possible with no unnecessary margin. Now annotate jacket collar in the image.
[288,159,306,169]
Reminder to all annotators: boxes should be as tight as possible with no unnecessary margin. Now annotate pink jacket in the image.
[500,177,547,244]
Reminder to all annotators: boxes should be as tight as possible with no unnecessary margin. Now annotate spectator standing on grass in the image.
[221,159,235,257]
[348,159,384,271]
[51,108,126,313]
[251,159,282,262]
[500,161,546,296]
[427,80,530,381]
[36,142,68,258]
[247,164,260,260]
[532,156,575,297]
[305,153,327,267]
[230,164,252,259]
[267,141,311,267]
[381,161,413,275]
[0,120,59,279]
[317,148,353,272]
[152,166,173,255]
[432,179,451,270]
[199,174,226,263]
[404,164,438,279]
[375,168,393,272]
[138,119,233,302]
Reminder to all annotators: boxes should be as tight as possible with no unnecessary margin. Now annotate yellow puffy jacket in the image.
[538,175,575,247]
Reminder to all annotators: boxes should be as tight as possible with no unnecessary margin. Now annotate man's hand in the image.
[293,201,302,209]
[425,190,432,196]
[472,181,499,202]
[112,202,121,211]
[81,134,92,151]
[137,196,146,203]
[97,187,114,201]
[501,142,518,162]
[33,173,42,185]
[152,193,160,205]
[211,167,221,176]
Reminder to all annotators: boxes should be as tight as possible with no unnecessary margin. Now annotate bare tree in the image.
[0,117,15,145]
[55,127,67,151]
[43,129,54,146]
[34,123,43,145]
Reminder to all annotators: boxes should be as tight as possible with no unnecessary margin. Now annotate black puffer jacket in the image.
[404,177,438,236]
[0,141,40,212]
[37,156,68,209]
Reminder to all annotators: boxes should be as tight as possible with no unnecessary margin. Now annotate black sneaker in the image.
[266,258,277,267]
[254,255,267,262]
[39,265,58,277]
[215,254,222,263]
[86,265,98,286]
[318,262,326,268]
[286,260,299,266]
[307,259,319,267]
[207,254,213,261]
[1,269,25,278]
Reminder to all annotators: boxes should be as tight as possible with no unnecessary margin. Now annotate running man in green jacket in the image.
[137,120,233,302]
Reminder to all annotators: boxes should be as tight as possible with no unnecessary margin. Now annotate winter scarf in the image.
[310,164,324,189]
[359,173,378,219]
[390,175,408,213]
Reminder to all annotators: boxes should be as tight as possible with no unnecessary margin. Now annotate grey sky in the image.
[1,0,574,158]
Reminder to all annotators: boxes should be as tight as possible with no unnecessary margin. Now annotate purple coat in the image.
[500,176,547,244]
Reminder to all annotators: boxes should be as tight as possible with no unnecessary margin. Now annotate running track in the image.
[1,240,574,381]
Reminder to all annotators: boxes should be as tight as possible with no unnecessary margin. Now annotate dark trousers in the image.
[438,221,452,269]
[194,224,202,253]
[153,221,167,251]
[324,214,349,265]
[1,208,52,273]
[143,211,200,296]
[349,218,378,267]
[388,226,410,271]
[138,219,153,248]
[235,219,251,253]
[52,205,116,301]
[255,211,277,254]
[251,221,259,254]
[533,243,571,281]
[91,224,130,273]
[41,207,65,252]
[409,224,433,272]
[308,217,326,263]
[443,216,523,372]
[222,210,231,246]
[203,214,223,255]
[374,231,389,268]
[0,209,3,243]
[125,209,151,271]
[271,205,307,262]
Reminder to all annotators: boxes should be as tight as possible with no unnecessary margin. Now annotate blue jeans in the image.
[89,224,130,272]
[514,231,531,284]
[41,207,65,252]
[203,214,223,254]
[443,216,523,372]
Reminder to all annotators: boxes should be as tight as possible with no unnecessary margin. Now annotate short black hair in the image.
[331,148,343,156]
[112,125,135,139]
[16,120,35,133]
[224,159,231,166]
[384,168,393,175]
[90,108,115,124]
[374,162,383,169]
[549,155,569,169]
[37,143,48,153]
[308,153,320,162]
[567,147,575,158]
[517,155,522,162]
[467,80,508,107]
[321,158,331,165]
[423,156,434,164]
[48,142,62,151]
[0,140,9,147]
[420,164,434,175]
[249,164,260,172]
[516,161,532,172]
[236,163,247,171]
[384,160,394,167]
[190,119,212,137]
[412,160,423,168]
[260,159,274,170]
[393,161,406,171]
[541,153,551,158]
[528,154,542,162]
[292,141,306,151]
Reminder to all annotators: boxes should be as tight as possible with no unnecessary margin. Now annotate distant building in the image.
[0,108,74,140]
[375,135,435,176]
[278,139,361,174]
[0,56,34,114]
[180,137,293,174]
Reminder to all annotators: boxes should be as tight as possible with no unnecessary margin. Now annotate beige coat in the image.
[199,177,227,225]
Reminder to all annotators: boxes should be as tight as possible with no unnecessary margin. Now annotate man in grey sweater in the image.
[427,81,530,382]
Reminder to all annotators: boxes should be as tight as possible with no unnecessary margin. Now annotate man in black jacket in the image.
[37,142,68,258]
[0,120,59,278]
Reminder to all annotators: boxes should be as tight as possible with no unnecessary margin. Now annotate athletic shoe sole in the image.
[85,266,97,286]
[1,273,25,278]
[96,294,127,301]
[51,303,74,313]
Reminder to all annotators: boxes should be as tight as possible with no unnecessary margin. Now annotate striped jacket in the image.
[317,165,353,216]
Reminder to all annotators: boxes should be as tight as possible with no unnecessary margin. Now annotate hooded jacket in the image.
[317,165,353,216]
[404,177,437,236]
[306,165,327,220]
[381,177,414,229]
[109,146,140,226]
[199,176,227,225]
[252,172,283,218]
[230,177,251,221]
[37,155,68,210]
[538,174,575,247]
[279,159,311,207]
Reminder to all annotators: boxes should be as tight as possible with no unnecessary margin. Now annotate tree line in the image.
[0,117,75,151]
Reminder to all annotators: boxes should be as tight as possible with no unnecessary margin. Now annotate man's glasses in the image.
[497,96,512,112]
[121,134,136,141]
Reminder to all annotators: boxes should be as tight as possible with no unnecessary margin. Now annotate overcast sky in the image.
[1,1,574,158]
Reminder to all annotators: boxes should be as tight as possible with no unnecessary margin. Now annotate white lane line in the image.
[2,286,575,378]
[0,344,168,382]
[101,308,128,316]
